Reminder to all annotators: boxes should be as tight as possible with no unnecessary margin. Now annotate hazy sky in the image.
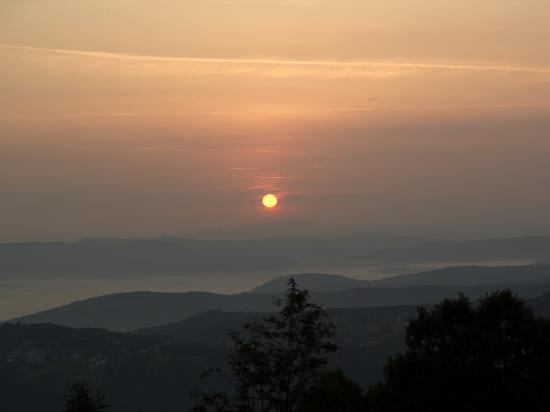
[1,0,550,241]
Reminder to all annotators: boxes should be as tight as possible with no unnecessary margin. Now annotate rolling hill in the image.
[13,266,550,331]
[250,265,550,293]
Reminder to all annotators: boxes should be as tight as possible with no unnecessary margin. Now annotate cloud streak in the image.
[2,44,550,78]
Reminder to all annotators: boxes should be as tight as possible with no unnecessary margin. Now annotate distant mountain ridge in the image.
[133,293,550,343]
[2,234,549,279]
[0,234,429,278]
[374,264,550,287]
[251,265,550,293]
[251,273,367,293]
[13,265,550,331]
[13,291,273,332]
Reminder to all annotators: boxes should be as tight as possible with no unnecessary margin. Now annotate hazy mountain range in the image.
[12,265,550,331]
[1,234,549,279]
[252,265,550,292]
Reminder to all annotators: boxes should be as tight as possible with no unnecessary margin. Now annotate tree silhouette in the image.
[298,369,367,412]
[63,380,108,412]
[192,278,337,412]
[367,290,550,412]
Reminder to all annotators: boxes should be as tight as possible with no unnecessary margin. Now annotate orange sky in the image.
[1,0,550,241]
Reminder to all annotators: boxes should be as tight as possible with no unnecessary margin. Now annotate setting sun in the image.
[262,194,278,209]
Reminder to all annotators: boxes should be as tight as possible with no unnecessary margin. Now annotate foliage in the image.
[298,369,367,412]
[367,290,550,412]
[63,380,108,412]
[192,278,337,412]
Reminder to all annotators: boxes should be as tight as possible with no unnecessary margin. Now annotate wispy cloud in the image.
[392,102,550,112]
[2,43,550,78]
[252,176,309,180]
[227,167,260,171]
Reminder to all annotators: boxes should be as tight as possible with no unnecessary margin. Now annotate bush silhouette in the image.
[298,369,366,412]
[367,290,550,412]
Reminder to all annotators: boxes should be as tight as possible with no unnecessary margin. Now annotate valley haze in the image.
[2,232,549,320]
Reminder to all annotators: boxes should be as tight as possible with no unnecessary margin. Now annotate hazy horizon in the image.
[2,1,550,242]
[1,228,550,245]
[0,231,546,320]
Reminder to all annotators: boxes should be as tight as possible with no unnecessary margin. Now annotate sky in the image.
[1,0,550,241]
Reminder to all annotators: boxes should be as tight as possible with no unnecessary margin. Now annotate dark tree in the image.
[298,369,367,412]
[193,278,337,412]
[367,290,550,412]
[63,380,108,412]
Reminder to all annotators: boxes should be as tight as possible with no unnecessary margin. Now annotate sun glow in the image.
[262,194,278,208]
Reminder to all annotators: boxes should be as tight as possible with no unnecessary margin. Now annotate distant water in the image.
[0,274,272,320]
[0,259,534,320]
